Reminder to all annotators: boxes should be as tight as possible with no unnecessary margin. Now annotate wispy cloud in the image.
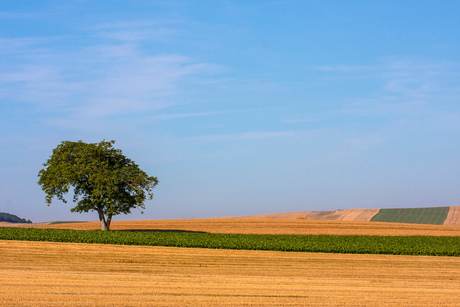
[0,37,39,52]
[317,58,460,117]
[153,107,267,120]
[281,118,312,124]
[190,131,300,142]
[0,11,42,19]
[0,20,219,131]
[315,65,377,73]
[94,22,179,43]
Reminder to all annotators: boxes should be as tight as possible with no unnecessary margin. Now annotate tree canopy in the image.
[37,140,159,230]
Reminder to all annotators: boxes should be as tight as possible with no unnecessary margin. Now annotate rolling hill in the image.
[235,206,460,225]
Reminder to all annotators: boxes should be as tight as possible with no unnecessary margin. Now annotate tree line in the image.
[0,212,32,224]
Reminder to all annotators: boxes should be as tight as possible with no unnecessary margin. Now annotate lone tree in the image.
[38,140,159,231]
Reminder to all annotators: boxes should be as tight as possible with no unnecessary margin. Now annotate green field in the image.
[371,207,450,225]
[1,227,459,257]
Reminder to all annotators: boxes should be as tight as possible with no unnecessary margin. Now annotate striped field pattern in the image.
[236,206,460,225]
[370,207,450,225]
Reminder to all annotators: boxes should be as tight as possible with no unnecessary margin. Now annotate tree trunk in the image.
[97,209,111,231]
[106,213,113,230]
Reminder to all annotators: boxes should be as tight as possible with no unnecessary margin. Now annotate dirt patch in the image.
[444,206,460,225]
[304,211,337,220]
[235,208,380,222]
[332,208,380,221]
[233,211,312,219]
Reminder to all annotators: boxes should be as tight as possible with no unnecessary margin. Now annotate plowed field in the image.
[29,218,460,236]
[444,206,460,225]
[2,240,460,306]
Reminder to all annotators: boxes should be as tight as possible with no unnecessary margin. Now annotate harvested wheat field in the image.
[2,240,460,306]
[31,218,460,236]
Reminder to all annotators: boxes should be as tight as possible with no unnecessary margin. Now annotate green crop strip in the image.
[49,221,88,225]
[371,207,450,225]
[1,227,459,257]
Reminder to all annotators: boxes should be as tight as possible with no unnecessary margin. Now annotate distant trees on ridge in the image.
[0,212,32,223]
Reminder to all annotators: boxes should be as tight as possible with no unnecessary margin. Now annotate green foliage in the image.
[37,140,159,230]
[0,212,32,223]
[1,227,459,257]
[371,207,450,225]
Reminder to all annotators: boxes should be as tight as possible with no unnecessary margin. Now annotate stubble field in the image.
[30,217,460,236]
[2,218,460,306]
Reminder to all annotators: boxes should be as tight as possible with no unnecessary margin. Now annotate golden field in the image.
[2,218,460,306]
[1,240,460,306]
[28,217,460,236]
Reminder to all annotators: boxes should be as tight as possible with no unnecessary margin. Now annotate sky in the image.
[1,1,459,222]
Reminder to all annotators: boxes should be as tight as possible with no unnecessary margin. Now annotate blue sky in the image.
[1,1,459,222]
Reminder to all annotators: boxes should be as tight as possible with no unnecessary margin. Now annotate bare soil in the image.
[330,208,380,221]
[444,206,460,225]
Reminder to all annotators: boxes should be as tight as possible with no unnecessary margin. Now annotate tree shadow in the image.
[117,229,208,234]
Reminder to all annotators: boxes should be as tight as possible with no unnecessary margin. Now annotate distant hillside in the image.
[370,207,450,225]
[235,206,460,225]
[0,212,32,224]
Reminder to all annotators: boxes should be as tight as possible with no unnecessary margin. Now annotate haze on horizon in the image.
[1,1,459,223]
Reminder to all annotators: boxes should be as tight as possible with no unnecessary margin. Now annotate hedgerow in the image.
[1,227,459,257]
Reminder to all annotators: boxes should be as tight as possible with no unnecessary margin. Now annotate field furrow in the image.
[2,240,460,306]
